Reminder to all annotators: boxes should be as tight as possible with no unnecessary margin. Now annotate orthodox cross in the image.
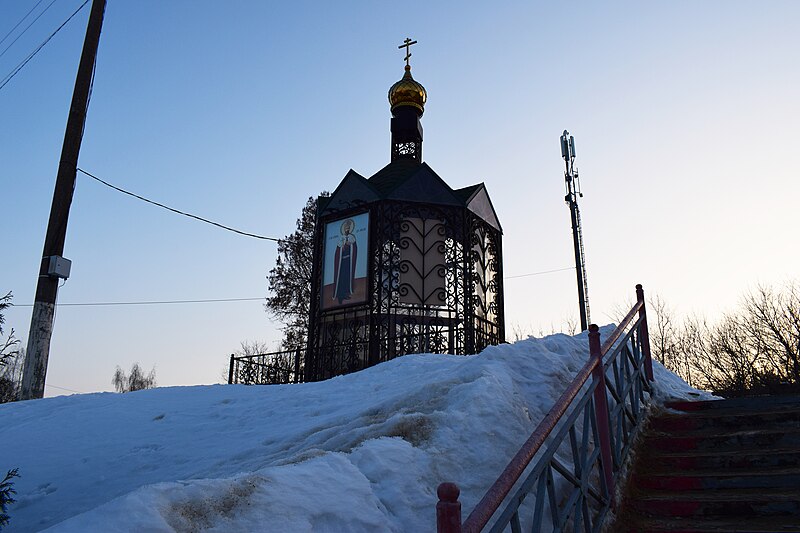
[398,38,417,67]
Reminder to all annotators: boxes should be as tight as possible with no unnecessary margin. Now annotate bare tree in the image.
[648,295,675,365]
[646,294,701,386]
[0,348,24,404]
[0,292,19,367]
[231,340,301,385]
[112,363,157,393]
[236,340,273,357]
[510,323,533,342]
[606,292,698,384]
[0,292,22,403]
[561,317,580,336]
[680,313,751,393]
[222,340,276,382]
[741,282,800,386]
[528,317,580,339]
[674,282,800,396]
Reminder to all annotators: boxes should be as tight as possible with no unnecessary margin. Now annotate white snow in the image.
[2,327,711,532]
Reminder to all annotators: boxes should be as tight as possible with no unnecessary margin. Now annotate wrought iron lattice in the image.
[469,215,504,350]
[306,197,504,382]
[393,141,421,162]
[228,349,303,385]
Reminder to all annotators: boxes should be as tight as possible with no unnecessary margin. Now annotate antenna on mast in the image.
[561,130,590,331]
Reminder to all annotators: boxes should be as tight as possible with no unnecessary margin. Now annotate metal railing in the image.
[437,284,654,533]
[228,348,304,385]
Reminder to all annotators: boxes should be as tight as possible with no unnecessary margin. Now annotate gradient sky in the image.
[2,1,798,396]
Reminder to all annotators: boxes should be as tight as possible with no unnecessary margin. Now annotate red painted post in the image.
[636,284,655,382]
[588,325,615,503]
[437,482,462,533]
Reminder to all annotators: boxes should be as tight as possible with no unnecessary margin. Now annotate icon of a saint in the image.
[333,219,357,304]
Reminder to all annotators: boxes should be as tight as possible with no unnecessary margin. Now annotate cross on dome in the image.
[398,38,417,67]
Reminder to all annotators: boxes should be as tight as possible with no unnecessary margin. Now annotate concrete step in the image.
[665,395,800,413]
[629,488,800,518]
[611,396,800,531]
[646,427,800,453]
[651,408,800,434]
[616,514,800,532]
[641,450,800,473]
[633,470,800,491]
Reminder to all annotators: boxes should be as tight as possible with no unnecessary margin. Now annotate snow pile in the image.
[1,327,710,532]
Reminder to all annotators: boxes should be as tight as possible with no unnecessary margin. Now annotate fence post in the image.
[437,482,462,533]
[588,325,615,503]
[635,284,654,382]
[228,354,235,384]
[294,348,301,383]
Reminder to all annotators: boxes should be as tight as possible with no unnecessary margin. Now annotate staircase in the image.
[612,395,800,532]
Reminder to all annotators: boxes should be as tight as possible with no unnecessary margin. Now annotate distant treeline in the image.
[646,281,800,398]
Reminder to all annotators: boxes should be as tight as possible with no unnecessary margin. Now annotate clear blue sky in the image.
[2,1,798,396]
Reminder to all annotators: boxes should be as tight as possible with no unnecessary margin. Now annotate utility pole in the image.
[560,130,590,332]
[20,0,107,400]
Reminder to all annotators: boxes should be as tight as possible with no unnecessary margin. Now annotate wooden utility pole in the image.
[20,0,107,400]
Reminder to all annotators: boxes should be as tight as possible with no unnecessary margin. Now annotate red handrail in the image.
[442,284,650,533]
[600,300,642,355]
[461,354,600,532]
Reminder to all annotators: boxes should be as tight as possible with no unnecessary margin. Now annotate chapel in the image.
[304,41,505,381]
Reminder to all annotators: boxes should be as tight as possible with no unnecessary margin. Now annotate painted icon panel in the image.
[321,212,369,310]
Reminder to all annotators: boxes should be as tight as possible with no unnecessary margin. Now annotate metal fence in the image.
[437,284,654,533]
[228,348,304,385]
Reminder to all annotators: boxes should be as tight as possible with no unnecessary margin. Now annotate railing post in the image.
[588,325,615,503]
[635,284,655,382]
[437,482,462,533]
[228,354,235,384]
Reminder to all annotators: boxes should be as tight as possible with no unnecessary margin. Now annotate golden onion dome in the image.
[388,65,427,116]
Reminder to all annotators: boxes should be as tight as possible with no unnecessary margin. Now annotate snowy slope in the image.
[2,328,710,532]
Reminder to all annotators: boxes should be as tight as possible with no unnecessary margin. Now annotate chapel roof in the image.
[320,159,502,232]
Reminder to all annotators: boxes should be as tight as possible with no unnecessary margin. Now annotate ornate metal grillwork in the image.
[228,348,303,385]
[306,196,504,382]
[392,140,421,162]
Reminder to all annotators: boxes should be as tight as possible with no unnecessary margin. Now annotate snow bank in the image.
[1,327,710,532]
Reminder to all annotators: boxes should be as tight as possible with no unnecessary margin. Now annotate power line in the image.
[0,0,46,48]
[15,297,265,307]
[0,0,89,91]
[46,383,83,393]
[505,266,575,279]
[11,267,574,307]
[77,168,281,242]
[0,0,57,59]
[10,269,572,308]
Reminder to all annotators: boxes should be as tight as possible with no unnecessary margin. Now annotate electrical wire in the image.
[0,0,58,59]
[15,297,265,307]
[13,267,574,307]
[505,266,575,279]
[0,0,89,91]
[45,383,83,393]
[0,0,46,48]
[77,168,281,242]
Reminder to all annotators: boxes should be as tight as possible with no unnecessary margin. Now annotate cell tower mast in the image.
[560,130,590,331]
